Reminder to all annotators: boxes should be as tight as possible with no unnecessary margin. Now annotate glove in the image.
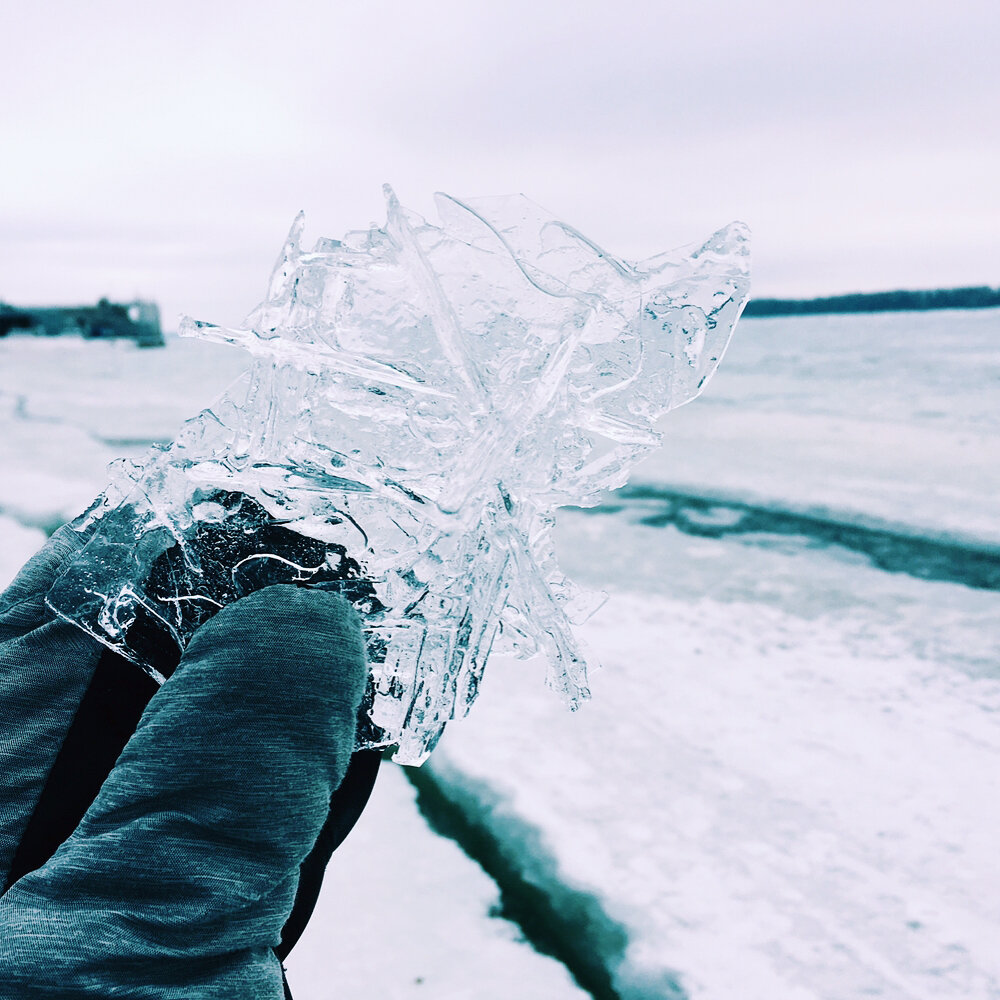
[0,583,369,999]
[0,519,104,885]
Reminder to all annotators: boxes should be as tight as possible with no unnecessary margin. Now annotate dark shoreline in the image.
[743,286,1000,318]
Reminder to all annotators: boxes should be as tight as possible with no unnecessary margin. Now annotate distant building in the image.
[0,299,164,347]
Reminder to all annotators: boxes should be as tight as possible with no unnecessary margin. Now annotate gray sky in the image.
[2,0,998,329]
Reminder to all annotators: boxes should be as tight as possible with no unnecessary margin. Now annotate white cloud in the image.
[1,0,997,324]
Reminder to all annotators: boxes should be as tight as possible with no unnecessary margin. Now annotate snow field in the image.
[639,308,1000,547]
[286,762,588,1000]
[638,405,1000,549]
[2,309,998,998]
[0,335,248,528]
[429,585,1000,999]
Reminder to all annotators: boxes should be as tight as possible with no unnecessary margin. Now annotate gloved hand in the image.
[1,571,369,998]
[0,519,104,884]
[0,518,95,638]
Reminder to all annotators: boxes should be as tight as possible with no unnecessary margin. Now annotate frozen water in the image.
[4,306,998,995]
[635,307,1000,546]
[46,188,750,763]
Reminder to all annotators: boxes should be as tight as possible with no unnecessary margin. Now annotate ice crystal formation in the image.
[48,188,750,763]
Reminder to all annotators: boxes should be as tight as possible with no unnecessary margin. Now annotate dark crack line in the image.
[586,486,1000,592]
[406,766,687,1000]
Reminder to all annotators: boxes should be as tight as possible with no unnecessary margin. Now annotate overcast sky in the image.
[2,0,997,329]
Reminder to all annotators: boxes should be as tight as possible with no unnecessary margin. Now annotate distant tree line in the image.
[743,286,1000,318]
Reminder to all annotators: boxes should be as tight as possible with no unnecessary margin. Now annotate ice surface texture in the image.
[47,189,750,763]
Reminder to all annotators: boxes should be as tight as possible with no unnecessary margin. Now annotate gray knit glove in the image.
[0,583,369,999]
[0,520,103,885]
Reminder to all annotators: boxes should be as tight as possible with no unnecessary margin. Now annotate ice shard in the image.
[47,188,750,764]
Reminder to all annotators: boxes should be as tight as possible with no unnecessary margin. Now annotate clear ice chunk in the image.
[46,188,750,764]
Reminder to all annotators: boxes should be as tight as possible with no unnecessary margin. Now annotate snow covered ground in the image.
[285,762,588,1000]
[0,335,246,528]
[1,308,998,999]
[636,308,1000,547]
[430,514,1000,998]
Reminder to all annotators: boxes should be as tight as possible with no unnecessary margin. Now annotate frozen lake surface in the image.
[635,308,1000,548]
[1,308,998,998]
